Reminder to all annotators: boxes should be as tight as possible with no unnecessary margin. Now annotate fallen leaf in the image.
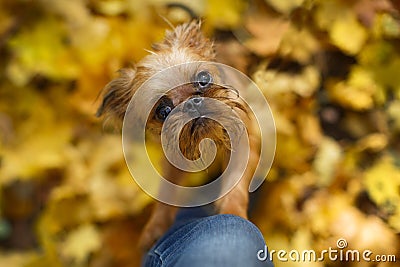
[243,15,290,56]
[265,0,305,15]
[330,13,368,55]
[327,67,381,111]
[364,156,400,213]
[60,224,101,264]
[313,137,342,186]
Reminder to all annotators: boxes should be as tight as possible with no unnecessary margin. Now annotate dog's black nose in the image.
[183,96,203,114]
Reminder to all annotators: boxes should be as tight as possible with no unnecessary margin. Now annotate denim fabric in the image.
[142,206,274,267]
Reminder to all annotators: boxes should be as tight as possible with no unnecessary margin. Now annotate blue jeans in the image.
[142,205,274,267]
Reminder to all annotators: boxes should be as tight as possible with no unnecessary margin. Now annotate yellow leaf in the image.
[364,156,400,213]
[313,137,342,186]
[254,65,320,98]
[243,15,290,56]
[271,110,296,135]
[388,211,400,232]
[314,0,348,30]
[388,100,400,131]
[304,192,352,236]
[330,13,368,55]
[278,27,319,63]
[373,13,400,38]
[7,18,79,85]
[92,0,127,16]
[0,252,35,267]
[356,133,388,152]
[274,134,313,172]
[298,113,323,145]
[0,123,72,184]
[265,0,305,15]
[328,67,381,110]
[205,0,246,30]
[61,224,101,264]
[358,41,394,66]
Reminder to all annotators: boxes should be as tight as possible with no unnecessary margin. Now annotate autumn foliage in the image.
[0,0,399,267]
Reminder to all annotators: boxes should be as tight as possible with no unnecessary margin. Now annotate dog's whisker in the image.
[225,86,240,99]
[159,14,176,31]
[144,49,158,56]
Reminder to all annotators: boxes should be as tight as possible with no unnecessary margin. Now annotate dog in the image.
[97,20,261,251]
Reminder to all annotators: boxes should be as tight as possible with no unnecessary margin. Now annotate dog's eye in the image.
[194,70,213,90]
[155,99,173,122]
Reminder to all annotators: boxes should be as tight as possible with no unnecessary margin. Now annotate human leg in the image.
[142,211,273,267]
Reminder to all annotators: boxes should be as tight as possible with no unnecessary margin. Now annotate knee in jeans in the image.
[202,214,265,246]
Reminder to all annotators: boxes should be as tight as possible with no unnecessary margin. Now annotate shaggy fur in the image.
[97,20,260,251]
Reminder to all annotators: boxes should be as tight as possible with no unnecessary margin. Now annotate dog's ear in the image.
[96,68,136,124]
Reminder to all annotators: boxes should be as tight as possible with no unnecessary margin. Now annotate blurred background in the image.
[0,0,399,266]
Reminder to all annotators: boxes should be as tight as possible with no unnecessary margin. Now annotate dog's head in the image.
[97,21,249,160]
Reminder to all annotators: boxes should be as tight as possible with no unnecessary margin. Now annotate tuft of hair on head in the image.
[152,20,216,60]
[96,68,136,127]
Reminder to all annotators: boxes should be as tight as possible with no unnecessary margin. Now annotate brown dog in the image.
[97,21,261,251]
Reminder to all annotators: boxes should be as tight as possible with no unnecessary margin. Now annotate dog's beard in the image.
[178,117,233,161]
[146,86,248,163]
